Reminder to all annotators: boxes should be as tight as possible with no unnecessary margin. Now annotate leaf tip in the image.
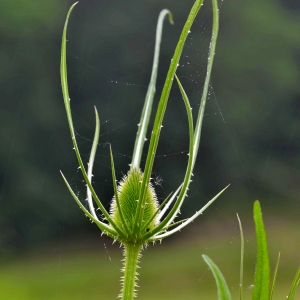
[168,12,174,25]
[254,200,261,213]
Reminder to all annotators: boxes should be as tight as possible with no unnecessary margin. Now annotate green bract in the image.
[60,0,225,298]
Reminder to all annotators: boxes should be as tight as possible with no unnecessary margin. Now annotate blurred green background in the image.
[0,0,299,298]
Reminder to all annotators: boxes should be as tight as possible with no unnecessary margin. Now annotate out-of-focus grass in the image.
[0,217,299,299]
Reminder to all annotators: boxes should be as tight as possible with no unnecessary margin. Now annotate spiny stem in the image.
[121,243,142,300]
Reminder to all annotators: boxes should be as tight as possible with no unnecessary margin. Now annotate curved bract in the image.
[60,0,224,298]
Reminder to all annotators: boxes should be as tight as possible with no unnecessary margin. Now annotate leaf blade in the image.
[286,267,300,300]
[86,106,100,220]
[237,214,244,300]
[252,200,270,300]
[202,255,232,300]
[269,252,280,300]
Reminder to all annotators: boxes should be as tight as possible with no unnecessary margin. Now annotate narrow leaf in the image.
[86,106,100,220]
[156,74,194,229]
[141,190,173,232]
[60,171,118,238]
[202,255,232,300]
[131,9,173,169]
[287,267,300,300]
[160,218,189,231]
[150,185,229,241]
[133,0,206,234]
[192,0,219,169]
[156,183,183,222]
[237,214,244,300]
[252,200,270,300]
[143,0,220,240]
[269,252,280,300]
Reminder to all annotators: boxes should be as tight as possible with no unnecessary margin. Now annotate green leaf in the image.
[237,214,244,300]
[202,255,232,300]
[252,200,270,300]
[286,267,300,300]
[269,252,280,300]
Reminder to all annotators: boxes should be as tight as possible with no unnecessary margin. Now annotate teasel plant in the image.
[60,0,228,298]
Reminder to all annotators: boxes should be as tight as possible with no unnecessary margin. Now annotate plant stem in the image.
[122,243,142,300]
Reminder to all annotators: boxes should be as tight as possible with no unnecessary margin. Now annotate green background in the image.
[0,0,299,298]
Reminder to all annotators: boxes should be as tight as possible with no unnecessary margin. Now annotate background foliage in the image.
[0,0,299,258]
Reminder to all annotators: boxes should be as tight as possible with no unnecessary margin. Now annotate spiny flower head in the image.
[110,167,159,241]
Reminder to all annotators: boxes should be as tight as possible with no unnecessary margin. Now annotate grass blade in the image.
[237,214,244,300]
[252,200,270,300]
[202,255,232,300]
[286,267,300,300]
[269,252,280,300]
